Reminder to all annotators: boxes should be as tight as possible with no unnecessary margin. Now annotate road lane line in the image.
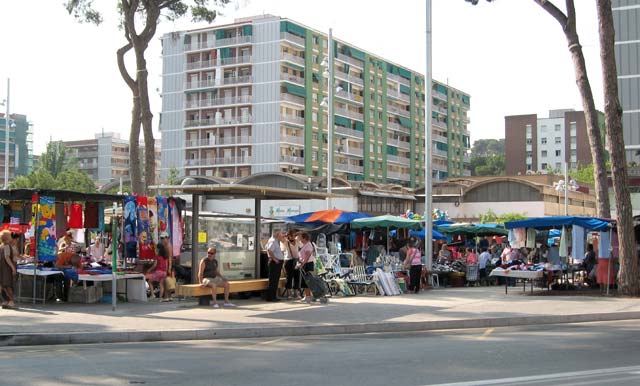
[422,364,640,386]
[476,328,494,340]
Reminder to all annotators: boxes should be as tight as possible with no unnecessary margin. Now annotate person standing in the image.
[198,247,234,308]
[265,231,285,302]
[478,247,492,284]
[465,247,478,265]
[282,230,301,300]
[0,230,17,309]
[403,241,423,294]
[296,232,315,303]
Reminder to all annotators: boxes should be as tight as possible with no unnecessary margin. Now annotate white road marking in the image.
[423,365,640,386]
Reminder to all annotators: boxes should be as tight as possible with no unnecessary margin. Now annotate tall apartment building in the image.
[504,109,600,175]
[159,15,471,188]
[613,1,640,163]
[0,113,34,182]
[63,132,161,187]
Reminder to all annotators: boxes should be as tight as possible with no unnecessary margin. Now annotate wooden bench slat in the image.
[176,278,286,297]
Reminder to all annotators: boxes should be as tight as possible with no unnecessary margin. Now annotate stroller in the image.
[300,269,329,304]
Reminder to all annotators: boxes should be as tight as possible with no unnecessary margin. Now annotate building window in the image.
[541,137,547,145]
[555,162,562,169]
[541,163,548,170]
[555,124,561,131]
[570,122,577,136]
[541,150,547,158]
[525,124,532,137]
[570,137,577,145]
[312,112,317,122]
[571,149,577,157]
[527,151,533,158]
[526,138,533,145]
[541,125,547,132]
[555,137,561,144]
[555,150,562,157]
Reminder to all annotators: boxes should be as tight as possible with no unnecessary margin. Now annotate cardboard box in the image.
[69,286,103,304]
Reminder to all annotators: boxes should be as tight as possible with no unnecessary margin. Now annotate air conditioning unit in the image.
[526,170,533,175]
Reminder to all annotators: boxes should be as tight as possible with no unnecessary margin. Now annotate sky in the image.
[0,0,604,155]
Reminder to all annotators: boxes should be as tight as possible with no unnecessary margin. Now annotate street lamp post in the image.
[3,78,10,189]
[553,162,579,215]
[425,0,434,268]
[321,29,335,210]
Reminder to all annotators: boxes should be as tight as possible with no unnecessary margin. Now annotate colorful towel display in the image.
[169,198,182,258]
[157,196,169,238]
[55,203,67,238]
[148,197,158,246]
[136,196,154,259]
[572,225,585,261]
[84,202,99,229]
[37,196,57,262]
[123,195,137,259]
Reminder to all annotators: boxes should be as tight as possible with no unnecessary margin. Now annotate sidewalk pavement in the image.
[1,286,639,346]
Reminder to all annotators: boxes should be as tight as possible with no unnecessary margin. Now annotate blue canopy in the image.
[409,228,447,240]
[504,216,612,231]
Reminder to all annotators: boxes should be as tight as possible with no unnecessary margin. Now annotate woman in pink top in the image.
[296,232,315,303]
[465,247,478,265]
[403,242,423,294]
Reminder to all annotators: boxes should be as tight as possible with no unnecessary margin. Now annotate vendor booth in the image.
[500,216,614,294]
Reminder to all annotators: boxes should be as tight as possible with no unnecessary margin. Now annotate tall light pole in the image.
[425,0,434,267]
[3,78,10,189]
[554,162,579,215]
[321,29,334,210]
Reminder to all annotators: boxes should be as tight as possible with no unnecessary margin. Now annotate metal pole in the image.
[191,194,200,284]
[326,28,334,210]
[425,0,433,268]
[564,162,569,216]
[4,78,10,188]
[112,202,117,311]
[255,198,261,279]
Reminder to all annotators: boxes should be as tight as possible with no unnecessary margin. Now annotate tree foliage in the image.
[64,0,230,194]
[470,154,505,176]
[471,138,504,158]
[478,209,527,225]
[9,142,97,193]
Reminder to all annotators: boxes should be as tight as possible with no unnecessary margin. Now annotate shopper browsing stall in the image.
[296,232,315,303]
[0,230,17,309]
[403,241,422,294]
[265,231,285,302]
[282,229,301,300]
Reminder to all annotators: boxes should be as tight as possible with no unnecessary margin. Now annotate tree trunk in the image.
[596,0,639,296]
[534,0,611,218]
[129,96,143,195]
[135,47,156,192]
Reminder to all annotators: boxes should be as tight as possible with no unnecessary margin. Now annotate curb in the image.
[2,311,640,347]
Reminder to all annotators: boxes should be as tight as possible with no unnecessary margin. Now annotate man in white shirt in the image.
[478,247,492,284]
[265,231,285,302]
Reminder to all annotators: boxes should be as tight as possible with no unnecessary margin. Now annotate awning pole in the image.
[191,194,200,284]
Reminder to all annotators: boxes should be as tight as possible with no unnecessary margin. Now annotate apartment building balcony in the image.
[184,40,215,52]
[433,90,448,101]
[432,119,447,130]
[215,35,253,48]
[387,171,410,180]
[184,115,253,128]
[280,155,304,165]
[78,162,98,170]
[387,154,410,164]
[334,70,364,86]
[186,136,251,148]
[280,93,305,106]
[387,72,411,87]
[281,52,305,66]
[387,89,411,103]
[280,114,305,127]
[280,32,305,47]
[185,156,252,167]
[185,95,252,109]
[387,137,411,150]
[281,135,304,145]
[335,126,364,139]
[339,146,364,157]
[387,121,411,135]
[335,162,363,174]
[387,104,410,118]
[335,107,363,121]
[433,134,448,143]
[433,105,448,115]
[433,147,448,158]
[185,75,253,90]
[280,73,305,86]
[433,163,448,172]
[335,90,363,105]
[219,55,252,66]
[336,53,364,69]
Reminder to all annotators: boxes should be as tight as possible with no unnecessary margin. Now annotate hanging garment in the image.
[156,196,169,237]
[55,203,67,238]
[599,231,611,258]
[148,196,158,245]
[123,195,137,259]
[559,226,569,258]
[68,203,83,229]
[136,196,154,259]
[526,228,537,249]
[511,228,526,249]
[508,229,515,245]
[169,198,182,258]
[572,225,585,261]
[84,202,99,229]
[37,196,57,262]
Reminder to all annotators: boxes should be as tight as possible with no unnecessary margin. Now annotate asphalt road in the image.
[1,321,640,386]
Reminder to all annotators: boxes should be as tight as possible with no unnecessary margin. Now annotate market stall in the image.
[503,216,614,293]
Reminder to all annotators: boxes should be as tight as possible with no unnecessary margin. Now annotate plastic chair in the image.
[430,273,440,289]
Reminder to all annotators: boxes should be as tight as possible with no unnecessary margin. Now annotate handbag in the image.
[164,275,176,292]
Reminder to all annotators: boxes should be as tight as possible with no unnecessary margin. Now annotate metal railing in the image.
[280,93,305,106]
[432,119,447,130]
[281,52,305,66]
[387,121,411,134]
[184,115,253,128]
[387,171,410,180]
[334,70,364,86]
[185,156,252,167]
[280,73,305,85]
[281,135,304,145]
[335,107,364,121]
[387,137,411,150]
[185,75,253,90]
[336,53,364,68]
[279,155,304,165]
[433,134,448,143]
[387,72,411,86]
[335,90,363,104]
[280,114,305,126]
[340,146,364,157]
[335,126,364,139]
[387,104,410,118]
[280,32,305,46]
[433,148,448,158]
[185,95,252,109]
[185,136,251,147]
